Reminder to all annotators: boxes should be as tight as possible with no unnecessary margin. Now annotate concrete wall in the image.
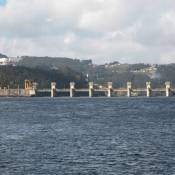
[0,89,29,97]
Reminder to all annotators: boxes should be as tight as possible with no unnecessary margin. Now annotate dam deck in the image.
[0,81,174,97]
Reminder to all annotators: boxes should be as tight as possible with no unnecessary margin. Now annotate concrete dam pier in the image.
[37,81,174,97]
[0,80,174,97]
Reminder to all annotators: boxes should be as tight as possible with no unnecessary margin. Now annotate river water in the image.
[0,97,175,175]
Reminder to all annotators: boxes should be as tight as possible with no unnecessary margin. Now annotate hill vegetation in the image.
[0,53,8,58]
[0,65,86,88]
[18,56,154,87]
[17,56,164,88]
[1,54,175,88]
[17,56,92,73]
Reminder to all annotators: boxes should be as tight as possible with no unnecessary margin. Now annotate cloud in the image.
[0,0,175,64]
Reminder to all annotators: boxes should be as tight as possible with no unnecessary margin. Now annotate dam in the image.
[0,80,174,97]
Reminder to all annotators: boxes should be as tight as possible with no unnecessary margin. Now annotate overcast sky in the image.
[0,0,175,64]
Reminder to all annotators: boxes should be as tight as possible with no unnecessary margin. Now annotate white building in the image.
[0,57,10,66]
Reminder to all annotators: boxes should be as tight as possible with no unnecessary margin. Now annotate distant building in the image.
[0,57,17,66]
[132,65,157,74]
[0,57,10,66]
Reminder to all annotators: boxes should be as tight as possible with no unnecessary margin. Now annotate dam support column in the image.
[89,82,94,97]
[29,82,38,96]
[107,82,113,97]
[70,82,75,97]
[127,82,132,97]
[165,81,171,97]
[25,80,36,96]
[146,82,151,97]
[51,82,56,98]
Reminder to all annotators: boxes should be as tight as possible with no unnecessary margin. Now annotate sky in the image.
[0,0,175,64]
[0,0,6,5]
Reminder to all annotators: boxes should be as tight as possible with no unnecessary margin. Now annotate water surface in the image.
[0,97,175,175]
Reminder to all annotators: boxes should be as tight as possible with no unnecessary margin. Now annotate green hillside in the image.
[17,56,92,73]
[0,53,8,58]
[14,56,175,88]
[0,66,86,88]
